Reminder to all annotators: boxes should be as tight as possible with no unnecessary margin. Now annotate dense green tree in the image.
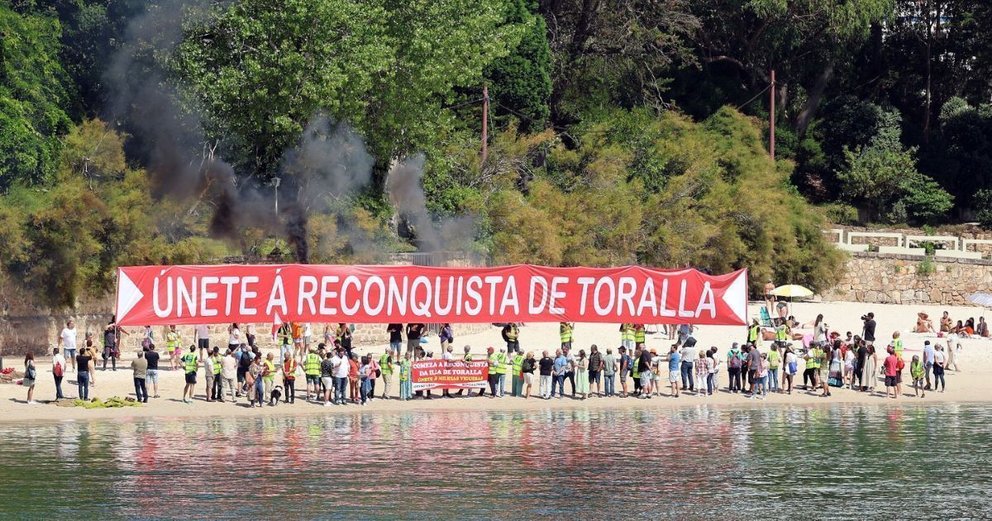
[0,4,72,189]
[176,0,524,190]
[485,0,552,131]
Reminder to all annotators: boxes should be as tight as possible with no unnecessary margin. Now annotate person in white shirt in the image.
[52,347,67,400]
[332,349,350,404]
[58,320,78,372]
[228,323,243,350]
[221,349,238,402]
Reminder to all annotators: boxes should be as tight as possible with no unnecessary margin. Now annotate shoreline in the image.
[0,369,980,423]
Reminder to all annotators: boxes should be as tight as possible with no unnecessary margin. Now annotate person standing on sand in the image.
[181,345,199,403]
[631,346,642,396]
[694,352,708,396]
[76,348,92,400]
[195,324,211,360]
[618,346,631,397]
[398,351,413,401]
[562,346,576,398]
[922,340,935,390]
[911,355,925,398]
[332,349,349,404]
[783,346,797,394]
[405,323,423,355]
[861,313,877,347]
[58,320,78,372]
[379,349,394,400]
[883,346,899,399]
[103,318,127,371]
[944,335,960,372]
[764,279,775,312]
[539,351,553,399]
[221,348,237,402]
[52,348,66,400]
[767,344,780,393]
[511,349,525,398]
[679,341,696,393]
[132,351,148,403]
[552,349,567,399]
[862,344,879,393]
[204,348,217,402]
[165,325,181,371]
[638,347,653,398]
[248,356,264,407]
[560,322,575,351]
[933,346,947,392]
[668,345,681,397]
[576,350,590,400]
[521,351,536,399]
[727,343,743,393]
[23,353,37,404]
[603,347,617,397]
[483,347,498,398]
[588,345,603,397]
[320,351,335,406]
[283,351,298,404]
[144,344,160,398]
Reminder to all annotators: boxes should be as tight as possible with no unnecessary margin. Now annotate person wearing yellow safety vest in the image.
[379,349,394,400]
[303,348,322,401]
[748,319,761,346]
[502,323,520,354]
[511,350,525,397]
[262,352,278,402]
[803,342,823,390]
[283,352,298,404]
[620,323,635,352]
[209,347,223,401]
[634,324,647,349]
[166,325,181,371]
[494,347,509,397]
[180,345,198,403]
[482,346,498,398]
[560,322,574,351]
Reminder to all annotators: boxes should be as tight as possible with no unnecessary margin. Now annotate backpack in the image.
[54,360,64,377]
[728,352,742,369]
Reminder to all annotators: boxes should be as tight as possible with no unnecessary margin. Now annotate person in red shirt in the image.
[883,346,899,399]
[348,353,360,403]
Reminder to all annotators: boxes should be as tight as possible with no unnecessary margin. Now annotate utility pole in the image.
[770,69,776,161]
[481,84,489,164]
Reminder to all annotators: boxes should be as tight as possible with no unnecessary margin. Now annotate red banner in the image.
[411,359,489,391]
[114,264,747,326]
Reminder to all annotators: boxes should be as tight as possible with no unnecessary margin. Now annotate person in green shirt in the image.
[804,344,822,390]
[910,354,925,398]
[180,345,199,404]
[398,351,412,401]
[378,349,394,400]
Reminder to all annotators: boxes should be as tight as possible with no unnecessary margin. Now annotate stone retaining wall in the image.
[824,252,992,305]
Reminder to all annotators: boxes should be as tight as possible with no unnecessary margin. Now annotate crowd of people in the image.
[22,312,966,406]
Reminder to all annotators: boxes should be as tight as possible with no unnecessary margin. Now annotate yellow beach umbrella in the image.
[769,284,813,298]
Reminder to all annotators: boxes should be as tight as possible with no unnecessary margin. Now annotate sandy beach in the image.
[2,300,990,422]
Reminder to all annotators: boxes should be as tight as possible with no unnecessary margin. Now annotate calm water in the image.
[0,403,988,519]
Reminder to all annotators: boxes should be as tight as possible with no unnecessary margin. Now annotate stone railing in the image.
[823,228,984,260]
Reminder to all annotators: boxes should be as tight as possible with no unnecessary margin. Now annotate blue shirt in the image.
[553,355,568,375]
[668,352,681,372]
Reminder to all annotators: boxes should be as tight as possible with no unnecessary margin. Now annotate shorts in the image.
[669,371,679,383]
[198,339,210,350]
[589,370,601,384]
[896,372,902,384]
[65,349,77,360]
[321,377,333,389]
[884,375,897,387]
[524,373,535,386]
[619,374,628,383]
[146,369,159,384]
[640,372,653,386]
[390,342,401,354]
[185,372,197,384]
[306,375,320,386]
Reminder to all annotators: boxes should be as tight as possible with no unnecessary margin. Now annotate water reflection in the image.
[0,404,990,519]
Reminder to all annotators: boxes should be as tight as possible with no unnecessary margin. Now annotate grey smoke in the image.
[387,156,477,253]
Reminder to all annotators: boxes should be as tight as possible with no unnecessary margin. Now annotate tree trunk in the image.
[795,60,835,137]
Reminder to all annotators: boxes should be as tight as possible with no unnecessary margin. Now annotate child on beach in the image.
[668,345,681,397]
[784,347,797,395]
[349,353,360,403]
[910,355,925,398]
[399,351,412,400]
